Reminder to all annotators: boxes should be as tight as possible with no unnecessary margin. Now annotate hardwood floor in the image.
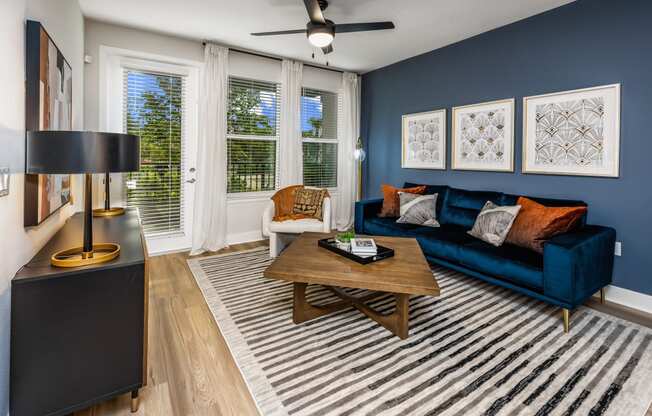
[76,241,652,416]
[76,242,264,416]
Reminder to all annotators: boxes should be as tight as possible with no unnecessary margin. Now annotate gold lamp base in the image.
[51,243,121,268]
[93,207,125,217]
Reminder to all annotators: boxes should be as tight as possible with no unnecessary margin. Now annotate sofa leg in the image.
[600,288,606,304]
[562,308,570,333]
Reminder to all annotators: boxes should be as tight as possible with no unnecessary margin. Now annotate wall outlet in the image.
[615,241,622,256]
[0,167,9,197]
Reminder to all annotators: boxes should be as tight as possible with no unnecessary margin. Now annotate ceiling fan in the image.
[251,0,395,55]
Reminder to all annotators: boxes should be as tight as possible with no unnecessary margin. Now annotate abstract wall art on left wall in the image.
[24,20,72,226]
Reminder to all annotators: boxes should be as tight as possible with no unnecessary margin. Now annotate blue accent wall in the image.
[360,0,652,295]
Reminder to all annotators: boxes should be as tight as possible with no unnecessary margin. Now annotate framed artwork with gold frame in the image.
[401,109,446,170]
[452,98,515,172]
[522,84,620,177]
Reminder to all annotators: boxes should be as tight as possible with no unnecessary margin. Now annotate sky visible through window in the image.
[255,93,323,133]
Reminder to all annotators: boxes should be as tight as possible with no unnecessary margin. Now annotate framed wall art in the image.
[452,98,514,172]
[401,109,446,170]
[523,83,620,177]
[24,20,73,226]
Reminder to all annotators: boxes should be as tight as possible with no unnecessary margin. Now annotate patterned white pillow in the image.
[468,201,521,247]
[396,192,440,227]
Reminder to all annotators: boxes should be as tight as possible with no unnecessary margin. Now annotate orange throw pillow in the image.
[272,185,305,221]
[505,197,587,253]
[378,184,426,218]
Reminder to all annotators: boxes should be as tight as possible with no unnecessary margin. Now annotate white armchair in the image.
[262,196,331,258]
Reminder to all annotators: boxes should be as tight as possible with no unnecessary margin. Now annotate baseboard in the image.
[227,230,265,246]
[148,246,191,257]
[593,285,652,315]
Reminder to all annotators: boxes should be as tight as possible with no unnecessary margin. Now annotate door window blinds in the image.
[123,68,186,237]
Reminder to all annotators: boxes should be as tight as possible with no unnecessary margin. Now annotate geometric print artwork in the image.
[402,109,446,170]
[460,109,506,164]
[452,98,515,172]
[523,84,621,177]
[535,98,605,168]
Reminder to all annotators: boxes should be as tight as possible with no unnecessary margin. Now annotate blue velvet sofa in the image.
[354,183,616,331]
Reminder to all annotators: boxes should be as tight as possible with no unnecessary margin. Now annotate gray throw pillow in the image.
[396,192,440,227]
[468,201,521,247]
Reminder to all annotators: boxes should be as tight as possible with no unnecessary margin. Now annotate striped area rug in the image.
[188,247,652,416]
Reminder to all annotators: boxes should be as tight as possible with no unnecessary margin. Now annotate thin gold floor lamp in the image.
[354,137,366,201]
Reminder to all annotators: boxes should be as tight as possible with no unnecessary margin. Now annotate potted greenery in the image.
[335,230,355,251]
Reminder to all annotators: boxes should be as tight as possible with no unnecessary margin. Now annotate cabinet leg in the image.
[600,288,606,304]
[562,308,570,334]
[131,389,139,413]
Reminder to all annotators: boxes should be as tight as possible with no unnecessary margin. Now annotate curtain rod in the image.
[201,41,348,75]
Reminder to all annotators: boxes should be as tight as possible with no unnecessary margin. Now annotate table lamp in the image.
[26,131,140,267]
[93,172,125,217]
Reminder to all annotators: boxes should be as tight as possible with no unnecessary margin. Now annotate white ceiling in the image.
[79,0,574,73]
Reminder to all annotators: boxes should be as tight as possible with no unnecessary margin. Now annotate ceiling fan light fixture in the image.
[307,22,334,47]
[308,32,333,47]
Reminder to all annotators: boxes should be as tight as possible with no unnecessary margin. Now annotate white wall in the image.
[84,20,344,252]
[0,0,84,413]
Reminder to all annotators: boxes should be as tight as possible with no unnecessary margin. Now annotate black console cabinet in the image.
[11,210,149,416]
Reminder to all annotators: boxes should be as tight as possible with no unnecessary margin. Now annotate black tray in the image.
[318,238,395,264]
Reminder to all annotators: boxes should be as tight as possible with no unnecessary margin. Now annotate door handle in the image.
[186,178,196,184]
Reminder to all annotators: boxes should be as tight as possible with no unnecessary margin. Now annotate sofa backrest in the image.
[438,187,504,229]
[403,183,588,229]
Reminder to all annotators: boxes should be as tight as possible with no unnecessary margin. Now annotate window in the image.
[227,77,280,193]
[301,87,339,188]
[123,68,186,237]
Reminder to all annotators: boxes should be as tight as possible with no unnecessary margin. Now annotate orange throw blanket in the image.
[272,186,329,222]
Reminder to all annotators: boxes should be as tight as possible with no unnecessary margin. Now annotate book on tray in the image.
[350,238,377,255]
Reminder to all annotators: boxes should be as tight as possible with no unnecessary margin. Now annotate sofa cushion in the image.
[457,240,544,290]
[378,184,426,218]
[363,217,423,237]
[268,218,325,233]
[506,197,588,253]
[501,193,588,226]
[403,183,449,216]
[439,187,504,229]
[413,224,476,262]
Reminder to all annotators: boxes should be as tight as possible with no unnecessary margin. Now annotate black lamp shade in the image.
[26,131,140,174]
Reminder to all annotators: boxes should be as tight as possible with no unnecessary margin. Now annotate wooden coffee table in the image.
[263,232,439,339]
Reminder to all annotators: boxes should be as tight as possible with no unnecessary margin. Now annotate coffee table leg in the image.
[292,282,352,324]
[328,288,410,339]
[394,293,410,339]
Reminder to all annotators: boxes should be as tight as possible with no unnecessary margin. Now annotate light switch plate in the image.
[0,167,9,197]
[614,241,622,256]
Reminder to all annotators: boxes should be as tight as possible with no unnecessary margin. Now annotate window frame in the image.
[300,86,341,192]
[226,75,281,197]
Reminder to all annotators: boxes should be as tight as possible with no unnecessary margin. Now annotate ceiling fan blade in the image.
[251,29,307,36]
[334,21,395,33]
[321,44,333,55]
[303,0,325,23]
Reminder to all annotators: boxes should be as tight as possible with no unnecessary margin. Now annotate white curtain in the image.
[190,44,229,255]
[336,72,360,231]
[279,59,304,187]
